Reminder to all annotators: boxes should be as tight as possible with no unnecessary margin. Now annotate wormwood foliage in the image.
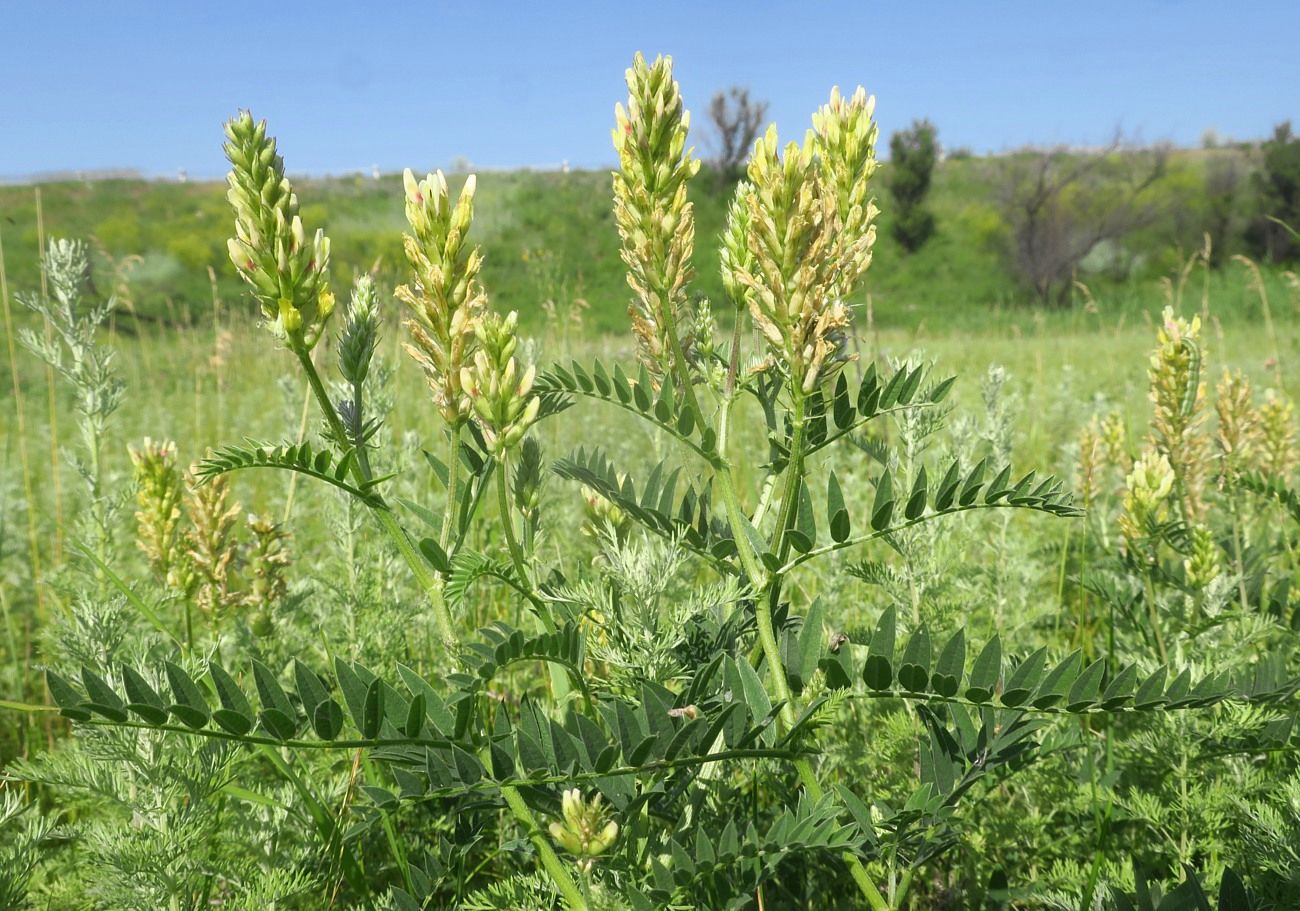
[11,53,1299,911]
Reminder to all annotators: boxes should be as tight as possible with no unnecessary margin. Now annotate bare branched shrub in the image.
[705,86,768,182]
[1204,155,1244,265]
[998,137,1168,305]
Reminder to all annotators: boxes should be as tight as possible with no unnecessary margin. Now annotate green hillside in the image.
[0,146,1289,336]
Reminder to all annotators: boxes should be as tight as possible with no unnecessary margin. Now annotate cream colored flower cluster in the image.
[224,112,334,351]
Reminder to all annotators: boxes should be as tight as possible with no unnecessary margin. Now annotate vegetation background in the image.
[1,48,1299,911]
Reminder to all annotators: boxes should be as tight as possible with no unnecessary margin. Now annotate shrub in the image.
[1245,121,1300,262]
[887,119,938,253]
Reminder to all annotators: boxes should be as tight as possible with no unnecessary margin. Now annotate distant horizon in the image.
[0,134,1269,188]
[3,1,1295,181]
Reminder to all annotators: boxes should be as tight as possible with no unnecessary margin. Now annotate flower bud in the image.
[461,310,540,456]
[549,789,619,863]
[337,276,378,386]
[223,111,334,351]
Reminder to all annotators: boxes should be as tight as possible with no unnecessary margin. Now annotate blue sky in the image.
[2,1,1295,179]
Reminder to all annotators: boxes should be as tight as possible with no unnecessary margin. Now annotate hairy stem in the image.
[661,290,705,431]
[715,393,767,589]
[495,453,556,633]
[1228,492,1250,614]
[295,349,455,646]
[88,417,108,599]
[1143,570,1168,664]
[769,389,807,562]
[718,384,890,911]
[441,424,462,550]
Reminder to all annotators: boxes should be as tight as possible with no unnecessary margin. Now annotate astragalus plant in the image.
[36,55,1297,910]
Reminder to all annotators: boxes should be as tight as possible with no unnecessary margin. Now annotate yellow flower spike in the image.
[1215,368,1259,480]
[1257,389,1296,476]
[1184,524,1221,590]
[612,52,699,379]
[129,437,184,584]
[461,310,540,456]
[729,103,871,394]
[223,111,334,352]
[397,166,488,425]
[1121,448,1175,556]
[1147,306,1209,523]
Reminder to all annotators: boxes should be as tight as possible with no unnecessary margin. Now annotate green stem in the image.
[87,416,109,600]
[715,393,767,589]
[362,753,415,894]
[1143,569,1168,664]
[768,390,807,562]
[295,349,455,646]
[496,453,555,633]
[718,385,890,911]
[499,777,588,911]
[1228,490,1250,613]
[751,472,781,528]
[349,376,374,479]
[661,291,705,432]
[495,453,529,589]
[441,424,462,550]
[894,868,915,908]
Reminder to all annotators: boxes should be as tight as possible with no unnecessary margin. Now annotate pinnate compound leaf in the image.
[196,441,382,506]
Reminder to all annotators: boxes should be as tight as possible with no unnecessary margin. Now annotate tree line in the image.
[707,86,1300,306]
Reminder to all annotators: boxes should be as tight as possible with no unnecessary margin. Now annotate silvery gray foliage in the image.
[18,237,126,583]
